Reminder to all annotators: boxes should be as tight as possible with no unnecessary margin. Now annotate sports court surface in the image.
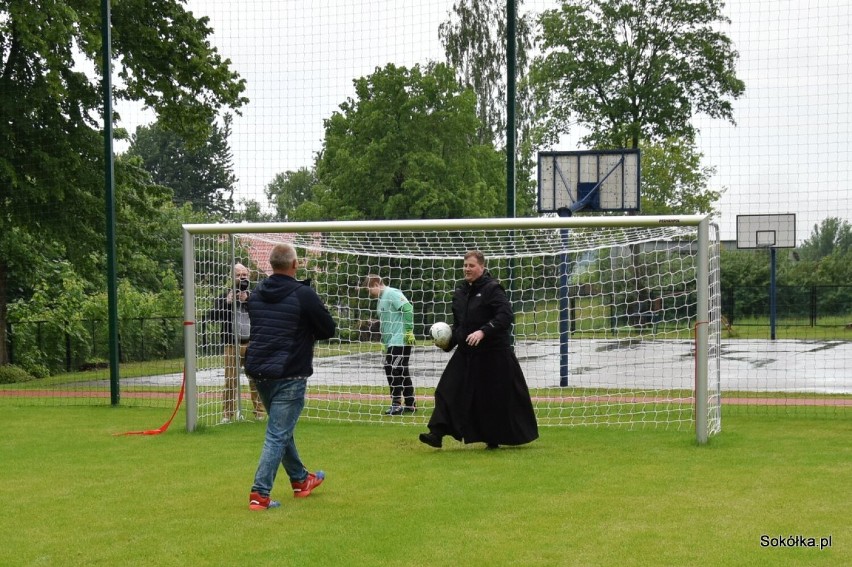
[147,338,852,395]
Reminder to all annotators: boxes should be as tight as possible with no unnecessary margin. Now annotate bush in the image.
[0,364,37,384]
[23,363,51,379]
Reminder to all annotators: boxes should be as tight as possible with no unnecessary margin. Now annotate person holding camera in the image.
[208,262,265,422]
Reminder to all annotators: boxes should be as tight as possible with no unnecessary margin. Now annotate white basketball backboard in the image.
[736,214,796,249]
[537,149,640,214]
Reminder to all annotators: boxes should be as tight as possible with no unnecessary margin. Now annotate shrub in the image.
[23,363,51,379]
[0,365,37,384]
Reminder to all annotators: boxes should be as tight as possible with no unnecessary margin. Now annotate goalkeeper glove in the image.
[404,331,416,346]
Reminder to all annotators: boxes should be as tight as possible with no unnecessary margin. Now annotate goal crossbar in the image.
[184,214,709,235]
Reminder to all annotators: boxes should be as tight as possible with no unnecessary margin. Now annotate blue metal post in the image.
[769,247,777,340]
[559,229,571,386]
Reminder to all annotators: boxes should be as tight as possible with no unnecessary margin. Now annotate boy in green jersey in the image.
[363,275,416,415]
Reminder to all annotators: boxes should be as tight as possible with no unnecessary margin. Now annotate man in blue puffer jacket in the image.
[245,243,336,510]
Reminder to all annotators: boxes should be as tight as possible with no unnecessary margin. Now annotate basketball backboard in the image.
[537,149,640,215]
[736,214,796,249]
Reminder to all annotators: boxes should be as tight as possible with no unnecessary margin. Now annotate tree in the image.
[312,63,505,220]
[440,0,533,146]
[126,114,238,217]
[0,0,247,364]
[640,138,720,214]
[721,217,852,293]
[530,0,745,149]
[784,218,852,288]
[439,0,538,215]
[111,154,213,292]
[798,217,852,261]
[232,199,275,223]
[527,1,739,313]
[722,218,852,321]
[265,167,318,220]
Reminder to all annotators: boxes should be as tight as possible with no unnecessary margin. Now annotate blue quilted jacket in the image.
[245,274,336,380]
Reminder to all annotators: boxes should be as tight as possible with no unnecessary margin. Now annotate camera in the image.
[238,278,250,292]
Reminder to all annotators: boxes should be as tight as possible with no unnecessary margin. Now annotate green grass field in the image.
[1,405,848,566]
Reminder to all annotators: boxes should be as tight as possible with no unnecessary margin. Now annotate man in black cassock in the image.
[419,250,539,449]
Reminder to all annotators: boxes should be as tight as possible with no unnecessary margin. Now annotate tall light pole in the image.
[101,0,120,404]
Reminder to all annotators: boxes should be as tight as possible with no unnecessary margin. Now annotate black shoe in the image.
[419,432,442,448]
[401,405,417,414]
[384,405,404,416]
[486,443,499,450]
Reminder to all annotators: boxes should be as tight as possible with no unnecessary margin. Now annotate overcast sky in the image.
[118,0,851,243]
[695,0,851,242]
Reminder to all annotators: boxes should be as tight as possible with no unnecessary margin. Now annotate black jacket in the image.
[244,274,336,380]
[451,271,513,352]
[428,270,539,446]
[206,290,250,344]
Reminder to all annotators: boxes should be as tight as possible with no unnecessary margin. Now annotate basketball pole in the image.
[537,150,641,388]
[734,214,796,342]
[557,209,572,387]
[770,247,777,340]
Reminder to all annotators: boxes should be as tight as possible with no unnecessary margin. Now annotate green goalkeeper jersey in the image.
[377,286,413,347]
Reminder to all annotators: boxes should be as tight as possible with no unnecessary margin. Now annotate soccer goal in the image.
[183,216,721,443]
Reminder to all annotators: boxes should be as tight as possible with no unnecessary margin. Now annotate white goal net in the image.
[183,216,721,442]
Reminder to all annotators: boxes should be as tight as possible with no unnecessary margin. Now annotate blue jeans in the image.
[251,378,310,496]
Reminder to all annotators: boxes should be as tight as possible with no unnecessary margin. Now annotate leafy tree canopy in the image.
[311,62,505,221]
[798,217,852,261]
[0,0,247,363]
[126,115,238,217]
[440,0,538,215]
[266,167,318,221]
[722,217,852,291]
[232,198,275,223]
[530,0,745,149]
[440,0,534,147]
[641,139,720,215]
[112,153,212,292]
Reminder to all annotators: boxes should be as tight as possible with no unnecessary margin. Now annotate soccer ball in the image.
[430,322,452,350]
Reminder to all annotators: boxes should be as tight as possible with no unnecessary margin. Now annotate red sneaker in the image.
[249,491,281,510]
[291,471,325,498]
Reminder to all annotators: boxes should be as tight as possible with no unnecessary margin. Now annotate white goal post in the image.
[183,215,721,443]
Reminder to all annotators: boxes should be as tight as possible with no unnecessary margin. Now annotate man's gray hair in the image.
[269,243,297,270]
